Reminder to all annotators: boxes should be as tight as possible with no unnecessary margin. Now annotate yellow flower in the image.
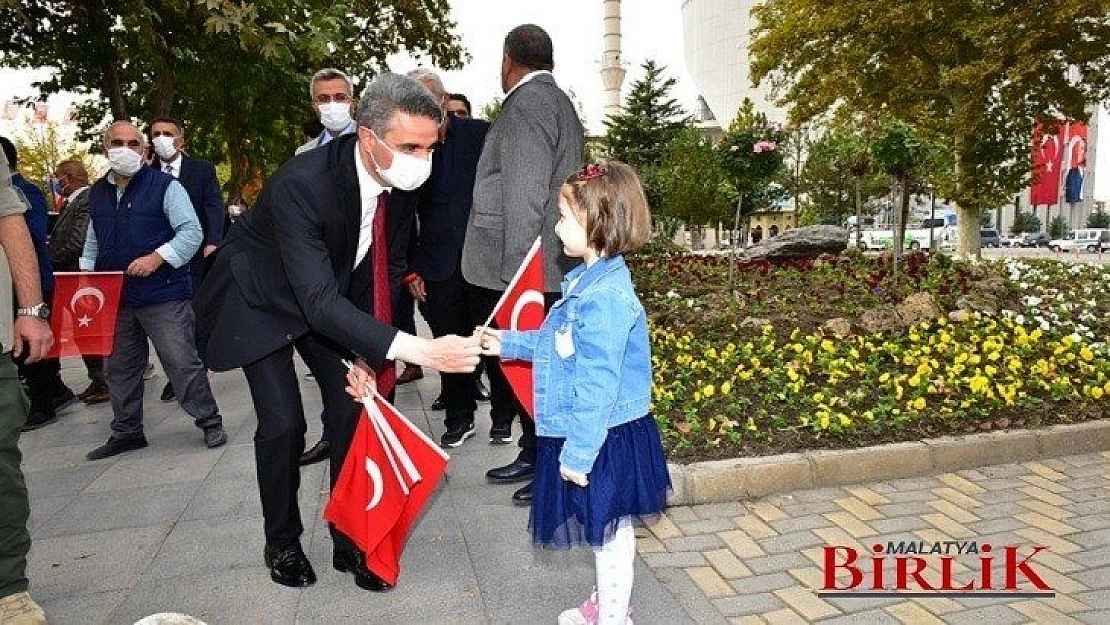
[1092,386,1105,400]
[721,381,733,395]
[1080,347,1094,362]
[813,392,825,403]
[821,339,835,352]
[912,397,926,410]
[880,372,891,383]
[703,384,716,398]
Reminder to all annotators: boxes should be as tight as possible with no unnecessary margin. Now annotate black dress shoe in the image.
[52,388,78,412]
[512,481,533,506]
[86,434,148,461]
[430,395,445,411]
[474,380,490,401]
[333,550,392,592]
[299,439,330,466]
[264,544,316,587]
[160,382,176,402]
[203,425,228,448]
[21,410,57,432]
[486,457,534,484]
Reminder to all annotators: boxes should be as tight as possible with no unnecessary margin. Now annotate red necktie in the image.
[372,191,396,396]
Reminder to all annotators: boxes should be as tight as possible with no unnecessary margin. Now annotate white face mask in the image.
[318,101,353,133]
[107,147,144,177]
[369,130,433,191]
[152,135,178,161]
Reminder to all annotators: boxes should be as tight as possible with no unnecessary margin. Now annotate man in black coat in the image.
[195,73,479,592]
[149,116,225,402]
[403,70,491,448]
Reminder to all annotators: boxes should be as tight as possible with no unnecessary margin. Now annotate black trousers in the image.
[420,271,478,431]
[465,283,560,465]
[242,333,362,552]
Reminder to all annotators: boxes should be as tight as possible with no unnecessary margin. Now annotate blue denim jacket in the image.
[500,254,651,475]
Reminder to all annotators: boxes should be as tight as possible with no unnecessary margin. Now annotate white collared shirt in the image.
[505,70,553,98]
[161,153,182,178]
[352,143,392,269]
[66,185,89,203]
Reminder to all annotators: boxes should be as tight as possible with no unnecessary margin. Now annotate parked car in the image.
[1049,229,1110,253]
[999,234,1024,247]
[1019,232,1050,247]
[980,229,1001,248]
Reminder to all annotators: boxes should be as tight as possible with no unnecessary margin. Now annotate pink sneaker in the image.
[557,589,634,625]
[557,589,598,625]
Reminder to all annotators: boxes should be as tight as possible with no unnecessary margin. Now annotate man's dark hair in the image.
[0,136,16,169]
[504,24,554,71]
[448,93,472,116]
[302,118,325,140]
[148,115,183,136]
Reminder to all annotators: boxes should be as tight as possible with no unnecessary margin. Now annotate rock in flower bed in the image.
[630,250,1108,462]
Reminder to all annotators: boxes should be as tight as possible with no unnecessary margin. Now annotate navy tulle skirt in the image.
[530,415,671,548]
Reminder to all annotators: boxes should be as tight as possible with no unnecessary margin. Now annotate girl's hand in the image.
[474,327,503,356]
[559,465,589,487]
[344,359,376,401]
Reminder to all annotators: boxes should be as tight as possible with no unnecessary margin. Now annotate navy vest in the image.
[89,167,192,307]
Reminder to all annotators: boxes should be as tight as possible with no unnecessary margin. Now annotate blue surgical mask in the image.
[48,177,64,195]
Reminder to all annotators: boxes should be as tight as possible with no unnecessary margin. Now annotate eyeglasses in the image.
[314,93,352,104]
[109,139,142,148]
[151,129,178,138]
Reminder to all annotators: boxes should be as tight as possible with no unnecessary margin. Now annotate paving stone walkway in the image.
[640,452,1110,624]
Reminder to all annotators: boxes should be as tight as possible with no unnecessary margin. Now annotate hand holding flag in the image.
[324,361,449,586]
[48,271,125,358]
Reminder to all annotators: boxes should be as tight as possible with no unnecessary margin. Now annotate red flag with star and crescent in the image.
[323,394,448,586]
[47,272,125,358]
[491,236,545,418]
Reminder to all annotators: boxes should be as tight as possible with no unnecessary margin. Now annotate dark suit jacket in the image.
[159,155,225,256]
[49,187,91,271]
[409,115,490,282]
[194,134,418,372]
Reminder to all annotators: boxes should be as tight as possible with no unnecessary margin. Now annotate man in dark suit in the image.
[149,116,225,402]
[461,24,585,506]
[195,72,480,591]
[403,69,491,448]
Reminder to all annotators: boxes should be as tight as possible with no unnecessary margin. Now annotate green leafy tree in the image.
[481,97,503,122]
[603,60,690,208]
[0,0,465,199]
[1087,210,1109,229]
[1049,214,1069,239]
[9,121,91,194]
[801,119,886,236]
[750,0,1110,257]
[717,100,787,291]
[657,127,730,227]
[1011,211,1042,234]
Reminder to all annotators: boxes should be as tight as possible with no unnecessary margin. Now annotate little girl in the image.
[479,161,670,625]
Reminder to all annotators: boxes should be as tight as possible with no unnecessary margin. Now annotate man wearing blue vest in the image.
[81,120,227,460]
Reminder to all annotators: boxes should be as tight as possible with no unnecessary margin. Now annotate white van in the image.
[1049,229,1110,253]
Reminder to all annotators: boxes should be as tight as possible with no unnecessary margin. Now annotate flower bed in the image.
[632,251,1109,462]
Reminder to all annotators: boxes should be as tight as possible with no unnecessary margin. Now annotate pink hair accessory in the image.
[578,163,610,181]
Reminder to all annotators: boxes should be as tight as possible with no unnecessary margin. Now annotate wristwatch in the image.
[16,303,50,321]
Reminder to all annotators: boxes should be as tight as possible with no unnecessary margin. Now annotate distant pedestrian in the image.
[477,161,669,625]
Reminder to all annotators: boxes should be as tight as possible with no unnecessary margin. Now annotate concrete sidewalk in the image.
[19,359,692,624]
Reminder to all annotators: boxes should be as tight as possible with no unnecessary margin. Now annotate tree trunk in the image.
[222,94,249,201]
[728,191,744,299]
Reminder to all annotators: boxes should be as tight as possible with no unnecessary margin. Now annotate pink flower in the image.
[753,140,777,153]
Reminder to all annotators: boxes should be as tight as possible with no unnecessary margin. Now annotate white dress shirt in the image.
[352,144,392,269]
[161,153,182,178]
[506,70,553,98]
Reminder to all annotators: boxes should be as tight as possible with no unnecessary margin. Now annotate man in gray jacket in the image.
[461,23,584,505]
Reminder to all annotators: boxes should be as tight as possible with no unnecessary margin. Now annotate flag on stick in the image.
[323,391,449,586]
[481,236,545,418]
[47,271,124,358]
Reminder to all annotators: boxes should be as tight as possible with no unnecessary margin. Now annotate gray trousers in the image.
[106,299,222,437]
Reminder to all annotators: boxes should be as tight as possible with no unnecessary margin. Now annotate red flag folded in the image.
[491,236,545,418]
[48,272,124,358]
[323,394,448,586]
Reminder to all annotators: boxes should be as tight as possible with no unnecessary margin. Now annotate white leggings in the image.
[593,517,636,624]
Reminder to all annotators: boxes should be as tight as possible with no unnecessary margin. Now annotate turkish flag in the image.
[491,236,545,418]
[48,272,125,358]
[323,394,448,586]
